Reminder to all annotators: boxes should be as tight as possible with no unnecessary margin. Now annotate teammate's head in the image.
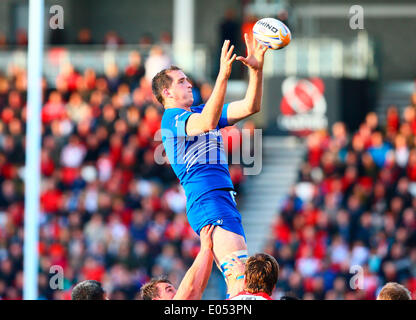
[140,277,177,300]
[244,253,279,296]
[377,282,412,300]
[71,280,107,300]
[151,66,193,107]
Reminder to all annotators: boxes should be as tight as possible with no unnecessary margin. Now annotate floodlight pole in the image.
[24,0,44,300]
[173,0,194,73]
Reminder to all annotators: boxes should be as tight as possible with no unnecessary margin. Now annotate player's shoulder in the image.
[162,107,188,118]
[161,108,191,126]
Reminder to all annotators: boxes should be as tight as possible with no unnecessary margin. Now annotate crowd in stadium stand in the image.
[0,27,415,299]
[266,99,416,299]
[0,28,172,49]
[0,46,246,300]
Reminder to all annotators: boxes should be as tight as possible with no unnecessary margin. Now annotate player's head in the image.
[71,280,107,300]
[140,277,177,300]
[151,66,193,107]
[377,282,412,300]
[244,253,279,296]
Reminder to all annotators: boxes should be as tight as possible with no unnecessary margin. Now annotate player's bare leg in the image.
[211,226,248,297]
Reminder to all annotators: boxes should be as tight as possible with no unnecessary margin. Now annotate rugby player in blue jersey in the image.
[152,33,267,296]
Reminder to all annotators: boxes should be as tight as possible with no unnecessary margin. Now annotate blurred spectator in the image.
[66,92,92,123]
[123,51,145,90]
[56,63,82,93]
[104,31,123,50]
[0,32,8,50]
[365,112,381,132]
[104,63,122,94]
[60,135,87,168]
[386,105,400,135]
[219,8,241,50]
[15,29,28,46]
[1,51,227,300]
[368,131,392,168]
[275,9,290,30]
[240,14,257,45]
[76,28,94,45]
[42,91,67,124]
[268,93,416,299]
[139,33,154,46]
[394,134,409,168]
[159,31,172,45]
[144,46,171,82]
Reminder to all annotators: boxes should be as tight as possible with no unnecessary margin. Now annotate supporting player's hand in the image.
[218,40,237,79]
[236,32,268,71]
[199,224,215,251]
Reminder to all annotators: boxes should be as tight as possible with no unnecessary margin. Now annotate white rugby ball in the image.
[253,18,291,50]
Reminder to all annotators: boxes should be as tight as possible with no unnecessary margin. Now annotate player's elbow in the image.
[245,99,261,115]
[254,101,262,113]
[203,121,217,132]
[206,124,217,131]
[248,105,261,115]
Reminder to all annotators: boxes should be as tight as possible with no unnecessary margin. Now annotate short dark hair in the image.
[151,65,181,105]
[245,253,279,296]
[377,282,412,300]
[71,280,105,300]
[139,277,172,300]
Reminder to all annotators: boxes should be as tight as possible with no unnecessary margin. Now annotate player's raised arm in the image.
[226,33,268,125]
[173,225,215,300]
[185,40,236,136]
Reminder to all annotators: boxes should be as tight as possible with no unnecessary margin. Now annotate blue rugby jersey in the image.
[161,104,234,207]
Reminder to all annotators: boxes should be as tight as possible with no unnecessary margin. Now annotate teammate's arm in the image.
[173,225,215,300]
[185,40,236,136]
[226,33,268,125]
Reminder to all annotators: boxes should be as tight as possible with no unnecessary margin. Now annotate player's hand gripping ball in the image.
[253,17,291,50]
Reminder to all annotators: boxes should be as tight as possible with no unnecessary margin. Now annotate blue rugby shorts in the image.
[186,188,246,242]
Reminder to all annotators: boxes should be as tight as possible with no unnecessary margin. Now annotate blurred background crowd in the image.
[266,102,416,300]
[0,43,248,299]
[0,0,415,300]
[1,45,415,299]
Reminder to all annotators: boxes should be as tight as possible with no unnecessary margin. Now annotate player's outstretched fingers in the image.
[226,45,235,59]
[200,224,215,250]
[200,224,214,237]
[221,39,230,58]
[243,33,252,55]
[255,41,268,56]
[206,224,215,236]
[219,40,236,77]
